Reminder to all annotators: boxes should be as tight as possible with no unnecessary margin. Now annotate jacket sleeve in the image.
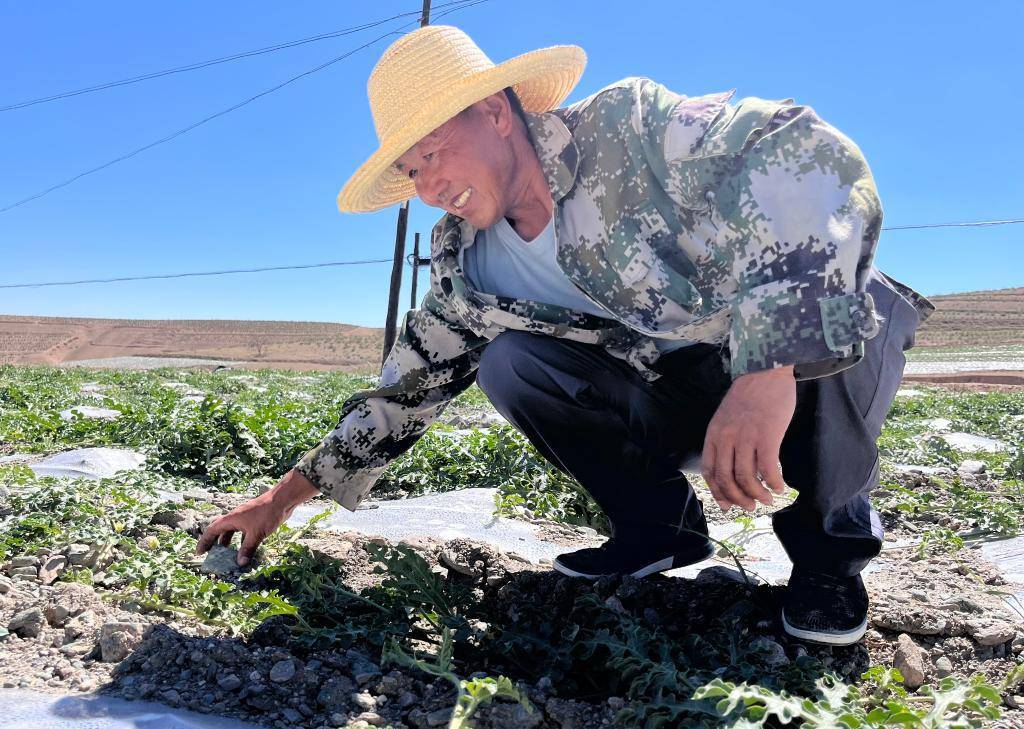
[636,78,884,380]
[294,289,488,510]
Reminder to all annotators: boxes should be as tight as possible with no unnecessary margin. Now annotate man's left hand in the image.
[701,365,796,512]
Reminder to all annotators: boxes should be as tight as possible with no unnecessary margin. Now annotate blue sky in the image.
[1,0,1021,326]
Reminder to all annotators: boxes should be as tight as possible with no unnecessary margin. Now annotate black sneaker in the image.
[782,567,869,645]
[553,536,714,579]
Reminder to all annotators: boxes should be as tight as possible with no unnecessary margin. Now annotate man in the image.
[198,26,934,646]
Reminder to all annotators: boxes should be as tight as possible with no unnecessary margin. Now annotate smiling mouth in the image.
[452,187,473,210]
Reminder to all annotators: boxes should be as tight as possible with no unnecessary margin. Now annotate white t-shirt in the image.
[462,216,691,354]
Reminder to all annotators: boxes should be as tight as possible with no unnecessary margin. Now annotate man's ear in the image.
[477,91,514,138]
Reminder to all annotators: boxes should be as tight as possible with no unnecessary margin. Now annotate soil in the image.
[4,505,1024,728]
[0,315,383,372]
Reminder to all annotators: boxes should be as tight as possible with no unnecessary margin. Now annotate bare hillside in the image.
[914,286,1024,348]
[0,315,384,371]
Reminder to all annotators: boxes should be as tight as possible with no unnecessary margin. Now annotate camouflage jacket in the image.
[297,77,934,509]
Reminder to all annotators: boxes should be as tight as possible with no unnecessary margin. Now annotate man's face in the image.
[393,93,517,229]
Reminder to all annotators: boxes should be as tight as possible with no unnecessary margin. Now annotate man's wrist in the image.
[269,468,320,509]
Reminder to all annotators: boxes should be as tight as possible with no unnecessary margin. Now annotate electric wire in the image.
[0,0,478,113]
[0,259,394,290]
[0,0,492,216]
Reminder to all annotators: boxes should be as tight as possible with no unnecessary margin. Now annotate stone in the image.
[38,555,67,585]
[281,707,303,722]
[150,509,202,534]
[695,565,761,586]
[99,622,146,662]
[872,610,948,636]
[269,659,296,683]
[200,545,250,576]
[353,692,376,710]
[217,674,242,691]
[9,556,39,569]
[893,634,925,689]
[0,576,13,594]
[427,707,452,727]
[957,460,988,475]
[750,636,790,668]
[44,603,72,627]
[486,702,542,728]
[9,566,38,579]
[355,712,385,726]
[64,610,96,641]
[317,675,357,713]
[965,618,1016,646]
[8,607,45,638]
[64,544,95,568]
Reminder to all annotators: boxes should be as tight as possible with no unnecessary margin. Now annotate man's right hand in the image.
[196,468,320,566]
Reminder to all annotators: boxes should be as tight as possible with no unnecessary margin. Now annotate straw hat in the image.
[337,25,586,213]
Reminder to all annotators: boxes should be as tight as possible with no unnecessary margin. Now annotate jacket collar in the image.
[433,111,580,255]
[523,110,580,205]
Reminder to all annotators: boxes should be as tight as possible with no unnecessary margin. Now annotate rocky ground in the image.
[3,507,1024,727]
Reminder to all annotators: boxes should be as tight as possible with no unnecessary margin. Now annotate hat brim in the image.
[337,44,586,214]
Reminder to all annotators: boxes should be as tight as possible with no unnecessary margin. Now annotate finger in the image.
[735,443,772,507]
[237,530,264,566]
[218,531,235,547]
[758,446,787,494]
[716,440,755,512]
[196,520,228,555]
[701,441,730,512]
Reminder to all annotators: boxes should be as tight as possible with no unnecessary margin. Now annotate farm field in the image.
[2,285,1024,378]
[2,364,1024,728]
[0,315,385,372]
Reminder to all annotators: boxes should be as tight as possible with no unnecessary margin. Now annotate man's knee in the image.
[476,331,545,405]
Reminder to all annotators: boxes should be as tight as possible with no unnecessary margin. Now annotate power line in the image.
[0,0,491,216]
[0,259,393,290]
[883,218,1024,231]
[0,0,478,113]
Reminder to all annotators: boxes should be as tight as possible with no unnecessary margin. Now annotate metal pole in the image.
[381,0,431,365]
[410,232,420,309]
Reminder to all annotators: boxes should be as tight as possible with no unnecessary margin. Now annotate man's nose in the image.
[415,170,449,208]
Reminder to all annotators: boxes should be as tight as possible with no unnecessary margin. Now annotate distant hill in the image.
[0,315,384,372]
[1,287,1020,372]
[913,286,1024,348]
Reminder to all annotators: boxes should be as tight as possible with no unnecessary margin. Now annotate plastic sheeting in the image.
[0,689,263,729]
[29,448,147,480]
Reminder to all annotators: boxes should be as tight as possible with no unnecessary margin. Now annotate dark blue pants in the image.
[475,272,922,577]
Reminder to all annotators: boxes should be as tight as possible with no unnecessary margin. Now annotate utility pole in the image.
[381,0,431,365]
[409,232,421,309]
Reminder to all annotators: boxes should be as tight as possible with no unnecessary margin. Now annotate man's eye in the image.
[408,169,418,180]
[423,152,434,162]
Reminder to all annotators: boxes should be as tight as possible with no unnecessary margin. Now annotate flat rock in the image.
[30,448,146,480]
[893,633,925,689]
[269,659,296,683]
[38,555,67,585]
[965,618,1017,646]
[8,607,45,638]
[872,609,949,636]
[99,622,146,662]
[200,546,250,576]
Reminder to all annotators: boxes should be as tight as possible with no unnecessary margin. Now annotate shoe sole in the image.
[781,609,868,646]
[552,541,715,580]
